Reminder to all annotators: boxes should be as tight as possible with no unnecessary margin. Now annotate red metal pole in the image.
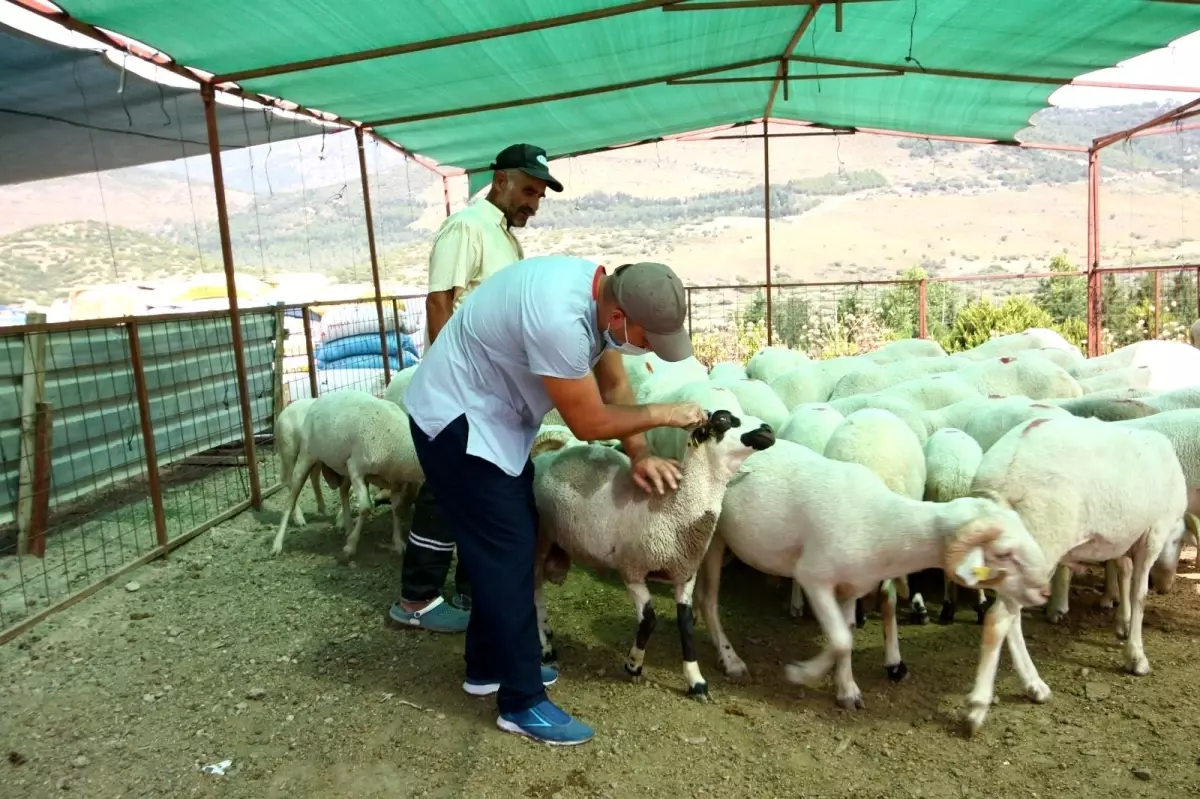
[763,119,773,346]
[201,84,263,509]
[1086,147,1103,357]
[127,318,168,548]
[917,279,928,339]
[356,126,392,386]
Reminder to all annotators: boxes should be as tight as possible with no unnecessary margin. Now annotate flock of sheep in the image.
[268,327,1200,736]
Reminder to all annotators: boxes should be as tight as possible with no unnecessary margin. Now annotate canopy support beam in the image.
[355,126,391,386]
[764,4,818,118]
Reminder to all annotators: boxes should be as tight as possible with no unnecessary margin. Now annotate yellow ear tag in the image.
[972,566,992,581]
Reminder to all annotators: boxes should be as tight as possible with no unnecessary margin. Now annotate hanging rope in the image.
[71,59,119,281]
[335,130,360,281]
[905,0,926,71]
[240,101,268,278]
[170,94,204,268]
[294,117,316,273]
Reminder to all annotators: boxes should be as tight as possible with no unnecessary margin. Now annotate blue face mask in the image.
[604,317,651,357]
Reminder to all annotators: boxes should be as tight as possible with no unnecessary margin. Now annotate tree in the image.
[877,267,962,340]
[939,295,1057,352]
[1033,254,1086,324]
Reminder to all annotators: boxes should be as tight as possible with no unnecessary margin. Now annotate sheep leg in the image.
[696,536,749,679]
[624,582,656,681]
[939,576,958,625]
[534,585,556,664]
[337,470,371,564]
[1100,559,1121,610]
[785,585,863,710]
[387,487,411,557]
[1045,563,1072,624]
[674,575,709,702]
[1123,534,1154,677]
[1004,608,1051,705]
[894,575,927,626]
[338,480,352,540]
[1114,555,1133,640]
[271,453,318,556]
[309,464,327,517]
[789,580,805,619]
[879,581,907,682]
[962,596,1019,737]
[974,591,992,625]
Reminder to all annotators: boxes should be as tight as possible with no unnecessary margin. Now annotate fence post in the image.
[26,402,53,559]
[302,307,319,400]
[686,288,693,338]
[272,303,287,426]
[762,119,774,346]
[355,126,392,386]
[15,312,47,556]
[917,279,928,339]
[127,319,168,549]
[1152,271,1161,340]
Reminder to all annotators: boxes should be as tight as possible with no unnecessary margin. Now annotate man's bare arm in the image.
[424,288,459,344]
[542,373,670,443]
[591,350,650,458]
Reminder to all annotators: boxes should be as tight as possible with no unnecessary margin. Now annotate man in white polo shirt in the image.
[389,144,563,634]
[404,256,706,745]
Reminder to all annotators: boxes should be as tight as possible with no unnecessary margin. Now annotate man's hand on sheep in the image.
[630,453,683,495]
[662,402,708,430]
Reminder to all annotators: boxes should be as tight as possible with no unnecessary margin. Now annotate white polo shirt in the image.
[405,255,607,477]
[423,197,523,351]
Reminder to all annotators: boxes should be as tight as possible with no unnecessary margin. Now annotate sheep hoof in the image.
[1114,623,1129,641]
[885,662,908,683]
[908,607,929,626]
[624,664,644,681]
[541,648,558,665]
[836,693,865,711]
[962,703,989,738]
[1045,608,1068,625]
[938,603,957,625]
[334,549,354,566]
[1125,656,1151,677]
[975,609,987,626]
[1025,680,1051,704]
[687,683,711,702]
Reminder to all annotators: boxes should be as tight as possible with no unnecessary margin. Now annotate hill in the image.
[0,101,1197,305]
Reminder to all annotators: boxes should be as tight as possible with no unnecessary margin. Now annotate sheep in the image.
[922,428,990,625]
[1142,386,1200,411]
[709,377,789,431]
[863,337,948,364]
[1191,318,1200,349]
[961,415,1189,735]
[1045,408,1200,620]
[826,393,931,443]
[961,397,1072,453]
[532,424,584,457]
[275,398,327,526]
[708,361,748,382]
[746,346,808,384]
[769,357,871,408]
[532,410,776,701]
[272,391,423,561]
[1029,346,1085,372]
[956,328,1077,361]
[823,408,930,625]
[777,403,845,454]
[827,356,965,399]
[382,365,418,412]
[1048,395,1160,422]
[1071,339,1200,391]
[696,439,1047,711]
[1078,366,1152,394]
[644,381,745,461]
[630,354,716,403]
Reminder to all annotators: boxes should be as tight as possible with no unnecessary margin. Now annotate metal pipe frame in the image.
[763,118,774,345]
[201,83,262,509]
[355,126,392,386]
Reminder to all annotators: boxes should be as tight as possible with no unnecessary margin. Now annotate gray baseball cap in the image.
[608,262,693,362]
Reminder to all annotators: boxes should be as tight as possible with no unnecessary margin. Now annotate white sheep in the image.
[827,356,965,399]
[382,365,418,412]
[1048,394,1160,422]
[1142,386,1200,411]
[827,392,931,443]
[532,410,776,701]
[823,408,930,625]
[768,357,869,408]
[746,346,808,384]
[1071,339,1200,392]
[961,415,1189,735]
[272,391,423,561]
[709,377,789,431]
[922,428,990,625]
[631,354,710,403]
[708,361,748,382]
[696,439,1048,711]
[957,328,1077,361]
[863,337,948,364]
[1045,407,1200,621]
[961,397,1071,453]
[777,403,845,454]
[275,398,327,526]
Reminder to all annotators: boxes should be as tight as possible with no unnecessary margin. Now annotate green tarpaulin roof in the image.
[48,0,1200,172]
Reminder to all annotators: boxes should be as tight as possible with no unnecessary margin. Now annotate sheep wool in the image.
[708,361,748,382]
[777,403,845,453]
[746,346,808,384]
[274,398,327,527]
[709,377,789,432]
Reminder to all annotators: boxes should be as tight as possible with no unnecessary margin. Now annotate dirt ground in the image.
[2,486,1199,799]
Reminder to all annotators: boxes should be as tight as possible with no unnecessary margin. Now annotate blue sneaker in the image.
[387,596,469,633]
[497,699,594,746]
[463,666,559,697]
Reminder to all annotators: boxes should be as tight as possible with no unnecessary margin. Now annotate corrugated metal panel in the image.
[0,310,279,526]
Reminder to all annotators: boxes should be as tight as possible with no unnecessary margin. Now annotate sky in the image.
[3,3,1198,118]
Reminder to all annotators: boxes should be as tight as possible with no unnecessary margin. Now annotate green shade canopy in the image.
[51,1,1200,171]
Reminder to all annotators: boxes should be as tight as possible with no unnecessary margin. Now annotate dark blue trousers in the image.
[409,414,546,714]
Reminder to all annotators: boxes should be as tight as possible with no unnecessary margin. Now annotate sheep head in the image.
[687,410,776,475]
[942,495,1051,607]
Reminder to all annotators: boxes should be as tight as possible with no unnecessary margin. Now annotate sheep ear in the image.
[952,547,990,587]
[968,488,1012,510]
[943,520,1004,586]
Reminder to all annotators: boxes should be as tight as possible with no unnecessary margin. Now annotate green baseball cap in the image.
[608,262,693,362]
